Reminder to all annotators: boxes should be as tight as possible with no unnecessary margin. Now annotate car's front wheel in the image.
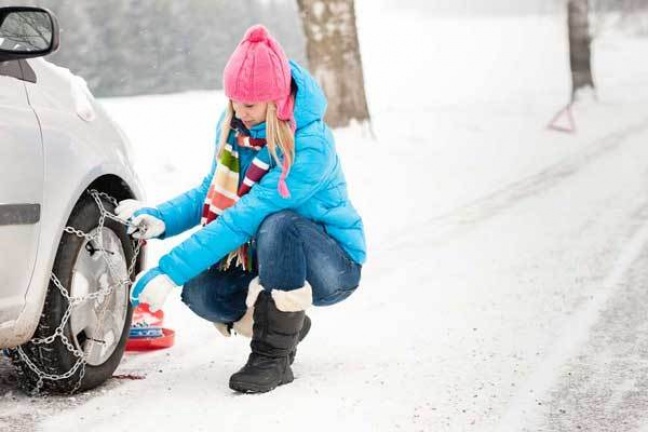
[11,191,137,394]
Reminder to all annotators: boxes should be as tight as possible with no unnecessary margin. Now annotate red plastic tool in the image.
[125,304,175,351]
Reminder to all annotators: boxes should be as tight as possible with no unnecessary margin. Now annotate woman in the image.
[117,24,366,393]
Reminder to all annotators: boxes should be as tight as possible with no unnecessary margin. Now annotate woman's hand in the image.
[130,267,176,312]
[115,199,148,220]
[116,199,166,239]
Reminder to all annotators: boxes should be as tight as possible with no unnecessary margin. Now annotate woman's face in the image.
[232,101,269,129]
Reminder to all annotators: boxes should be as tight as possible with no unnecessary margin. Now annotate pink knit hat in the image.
[223,25,295,128]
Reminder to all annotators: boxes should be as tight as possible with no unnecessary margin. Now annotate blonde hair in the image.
[219,101,295,175]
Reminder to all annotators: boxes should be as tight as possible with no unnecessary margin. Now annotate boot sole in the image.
[229,374,294,394]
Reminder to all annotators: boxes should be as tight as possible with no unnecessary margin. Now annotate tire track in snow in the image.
[386,117,648,252]
[497,212,648,431]
[540,221,648,432]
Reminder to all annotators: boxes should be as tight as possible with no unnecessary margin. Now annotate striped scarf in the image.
[201,118,270,270]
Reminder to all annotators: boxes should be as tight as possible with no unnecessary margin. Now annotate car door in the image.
[0,60,44,322]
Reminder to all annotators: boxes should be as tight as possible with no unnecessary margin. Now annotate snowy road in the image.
[2,111,648,431]
[3,9,648,432]
[356,117,648,431]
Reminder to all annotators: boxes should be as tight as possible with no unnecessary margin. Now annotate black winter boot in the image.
[229,291,305,393]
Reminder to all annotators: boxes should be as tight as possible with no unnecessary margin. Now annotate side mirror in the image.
[0,7,59,62]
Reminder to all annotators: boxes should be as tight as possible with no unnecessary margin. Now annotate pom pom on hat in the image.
[244,25,269,43]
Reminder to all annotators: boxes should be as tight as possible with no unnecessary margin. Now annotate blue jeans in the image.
[181,211,362,324]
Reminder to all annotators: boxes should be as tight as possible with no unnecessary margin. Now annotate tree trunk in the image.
[296,0,370,128]
[568,0,595,101]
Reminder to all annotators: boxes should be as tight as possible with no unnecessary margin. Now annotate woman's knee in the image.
[258,210,298,235]
[256,210,300,251]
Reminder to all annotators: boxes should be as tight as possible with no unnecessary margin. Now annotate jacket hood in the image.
[290,60,327,130]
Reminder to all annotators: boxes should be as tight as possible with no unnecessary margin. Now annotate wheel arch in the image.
[1,172,145,348]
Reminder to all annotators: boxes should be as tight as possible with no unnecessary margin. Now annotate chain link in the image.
[11,190,143,395]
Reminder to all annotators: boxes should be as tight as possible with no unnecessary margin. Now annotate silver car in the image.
[0,7,144,393]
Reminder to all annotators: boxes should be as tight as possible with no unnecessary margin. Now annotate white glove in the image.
[115,199,147,220]
[128,214,166,240]
[131,268,176,312]
[115,199,165,239]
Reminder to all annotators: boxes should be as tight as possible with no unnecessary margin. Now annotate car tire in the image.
[11,192,136,394]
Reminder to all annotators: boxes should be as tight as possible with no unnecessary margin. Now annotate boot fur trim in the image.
[246,277,265,308]
[232,307,254,338]
[271,283,313,312]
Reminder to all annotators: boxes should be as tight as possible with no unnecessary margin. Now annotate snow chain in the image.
[9,190,143,395]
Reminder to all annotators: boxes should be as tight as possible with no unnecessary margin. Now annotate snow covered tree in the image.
[568,0,596,101]
[296,0,370,128]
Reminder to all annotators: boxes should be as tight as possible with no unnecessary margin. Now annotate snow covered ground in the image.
[4,5,648,432]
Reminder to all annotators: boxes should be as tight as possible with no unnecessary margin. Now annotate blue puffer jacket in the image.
[155,61,366,286]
